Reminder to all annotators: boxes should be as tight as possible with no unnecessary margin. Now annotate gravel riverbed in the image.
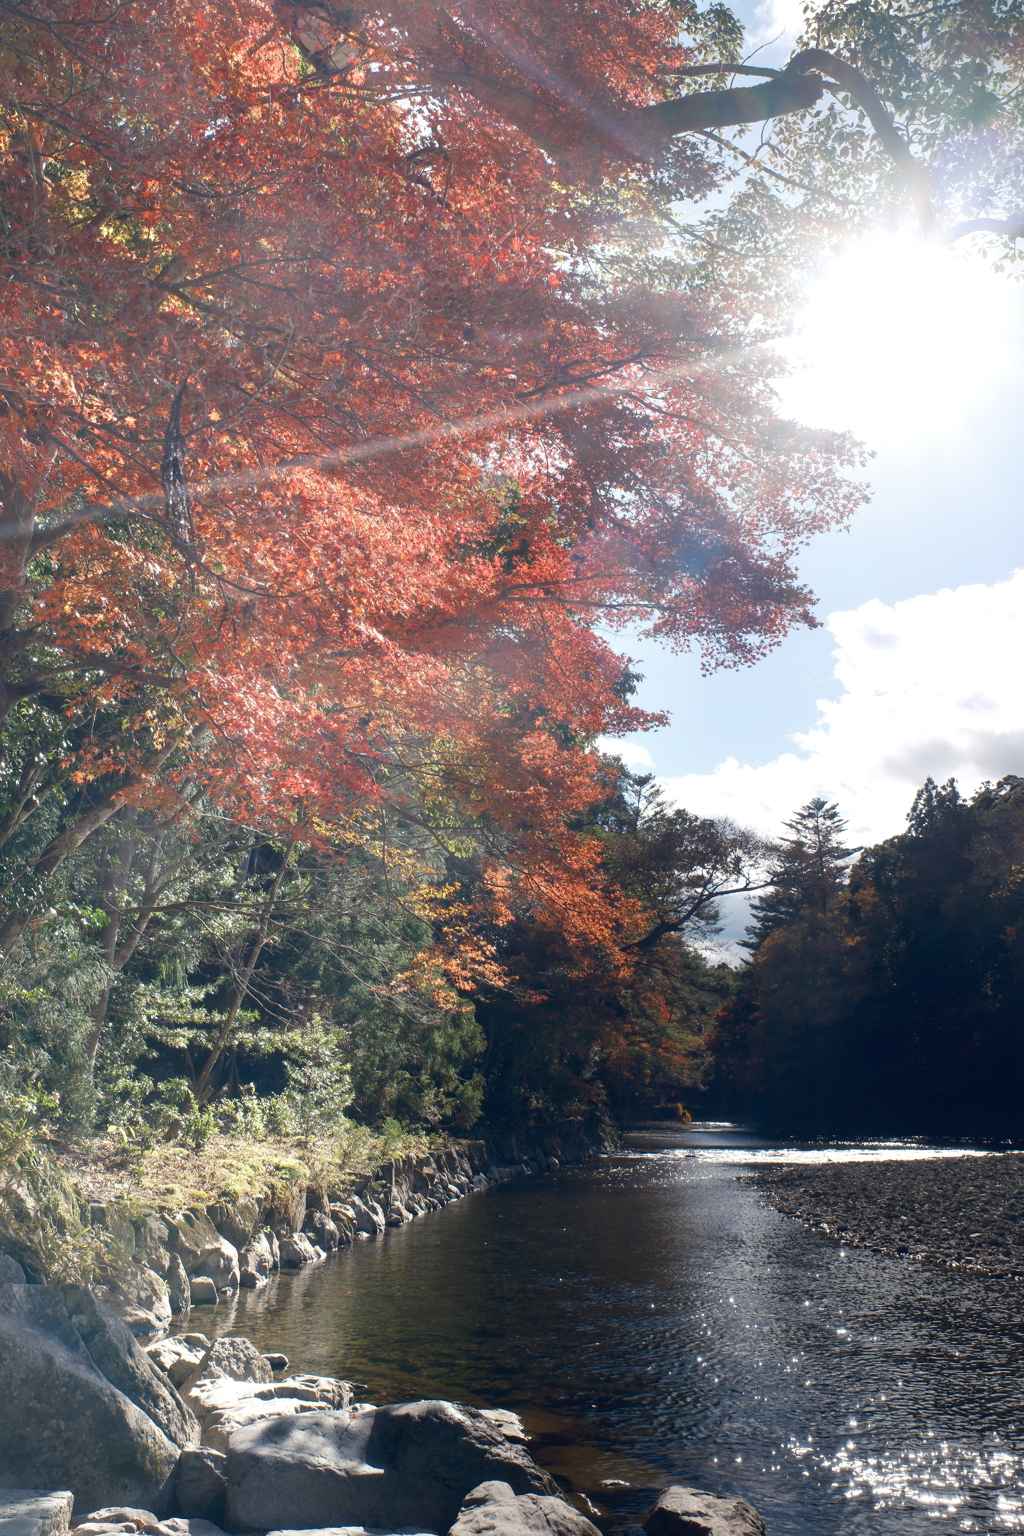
[750,1153,1024,1277]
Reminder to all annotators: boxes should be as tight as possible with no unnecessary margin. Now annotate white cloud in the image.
[596,738,655,772]
[747,0,807,53]
[660,571,1024,845]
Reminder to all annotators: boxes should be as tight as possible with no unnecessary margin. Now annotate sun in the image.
[775,233,1023,452]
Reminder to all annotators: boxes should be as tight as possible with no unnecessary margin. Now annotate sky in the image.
[599,0,1024,866]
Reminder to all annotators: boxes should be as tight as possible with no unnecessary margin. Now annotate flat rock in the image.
[449,1481,601,1536]
[145,1520,227,1536]
[72,1510,156,1526]
[184,1372,349,1419]
[0,1491,73,1536]
[70,1525,141,1534]
[643,1486,765,1536]
[70,1520,225,1536]
[200,1396,316,1453]
[265,1528,434,1536]
[181,1368,352,1455]
[477,1413,528,1445]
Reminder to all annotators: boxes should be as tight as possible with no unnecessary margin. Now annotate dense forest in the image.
[712,779,1024,1139]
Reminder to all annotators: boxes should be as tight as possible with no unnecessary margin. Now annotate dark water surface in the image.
[193,1126,1024,1534]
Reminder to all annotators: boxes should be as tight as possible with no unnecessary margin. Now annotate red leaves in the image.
[0,0,864,976]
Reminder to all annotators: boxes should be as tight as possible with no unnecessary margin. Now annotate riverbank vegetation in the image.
[2,0,1023,1173]
[713,779,1024,1138]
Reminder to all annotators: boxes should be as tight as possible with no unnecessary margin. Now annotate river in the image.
[191,1124,1024,1534]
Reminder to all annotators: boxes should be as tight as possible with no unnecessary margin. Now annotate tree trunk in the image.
[191,850,292,1104]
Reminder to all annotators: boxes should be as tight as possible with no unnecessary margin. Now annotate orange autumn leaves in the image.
[0,0,860,979]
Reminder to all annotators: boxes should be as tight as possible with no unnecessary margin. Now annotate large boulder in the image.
[0,1285,195,1512]
[238,1233,275,1289]
[346,1198,384,1239]
[188,1239,239,1295]
[226,1401,558,1535]
[58,1287,198,1449]
[449,1482,601,1536]
[94,1267,172,1338]
[0,1254,26,1284]
[206,1199,262,1254]
[303,1211,340,1252]
[165,1211,220,1273]
[278,1234,320,1269]
[166,1213,238,1290]
[643,1487,765,1536]
[133,1214,175,1278]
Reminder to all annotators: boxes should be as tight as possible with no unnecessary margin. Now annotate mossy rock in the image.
[0,1150,95,1281]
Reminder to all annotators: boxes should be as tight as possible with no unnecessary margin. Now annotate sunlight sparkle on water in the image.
[775,233,1022,452]
[623,1130,995,1165]
[671,1144,994,1165]
[819,1437,1024,1529]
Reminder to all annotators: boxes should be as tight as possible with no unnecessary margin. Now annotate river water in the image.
[192,1125,1024,1535]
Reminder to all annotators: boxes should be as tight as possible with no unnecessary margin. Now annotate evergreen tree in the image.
[744,798,858,949]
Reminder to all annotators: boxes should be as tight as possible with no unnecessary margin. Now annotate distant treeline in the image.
[712,778,1024,1138]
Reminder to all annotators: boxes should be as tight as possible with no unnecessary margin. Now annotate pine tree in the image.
[744,798,858,950]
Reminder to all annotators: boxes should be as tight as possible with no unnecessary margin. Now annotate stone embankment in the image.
[0,1292,764,1535]
[752,1151,1024,1277]
[0,1126,610,1336]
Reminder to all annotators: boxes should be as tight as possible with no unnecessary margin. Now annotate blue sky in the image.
[601,0,1024,856]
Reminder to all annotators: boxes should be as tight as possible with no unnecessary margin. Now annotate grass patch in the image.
[56,1118,435,1212]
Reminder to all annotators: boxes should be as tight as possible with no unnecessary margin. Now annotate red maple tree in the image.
[0,0,863,961]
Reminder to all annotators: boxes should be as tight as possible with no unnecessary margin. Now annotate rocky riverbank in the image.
[751,1152,1024,1277]
[0,1293,765,1536]
[0,1124,613,1336]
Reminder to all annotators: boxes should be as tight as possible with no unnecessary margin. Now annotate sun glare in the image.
[776,234,1023,452]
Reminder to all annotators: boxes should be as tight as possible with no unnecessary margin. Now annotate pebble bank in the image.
[752,1150,1024,1277]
